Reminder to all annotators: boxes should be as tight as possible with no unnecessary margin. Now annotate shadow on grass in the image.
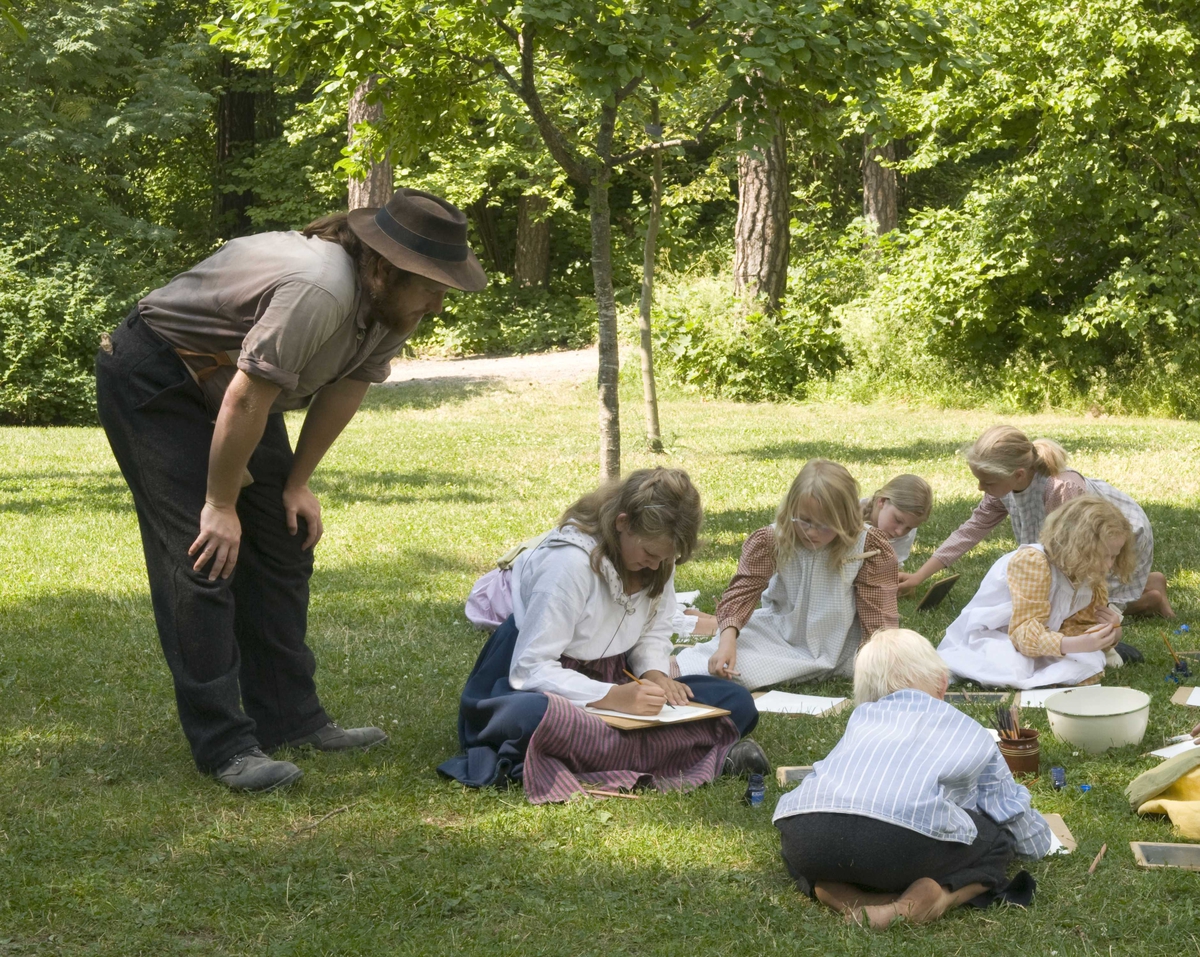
[0,470,135,514]
[314,469,494,507]
[364,377,510,412]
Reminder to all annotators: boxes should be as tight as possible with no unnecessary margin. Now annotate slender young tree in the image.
[213,0,951,476]
[638,99,664,452]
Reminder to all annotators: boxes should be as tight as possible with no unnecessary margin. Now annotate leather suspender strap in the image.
[175,349,242,383]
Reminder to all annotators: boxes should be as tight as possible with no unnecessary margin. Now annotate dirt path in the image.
[385,347,598,385]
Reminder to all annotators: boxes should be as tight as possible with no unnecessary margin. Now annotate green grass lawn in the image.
[3,371,1200,956]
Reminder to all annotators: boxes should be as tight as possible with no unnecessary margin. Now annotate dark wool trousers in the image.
[776,809,1017,899]
[96,310,330,771]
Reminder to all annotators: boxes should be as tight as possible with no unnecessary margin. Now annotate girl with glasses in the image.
[676,460,899,690]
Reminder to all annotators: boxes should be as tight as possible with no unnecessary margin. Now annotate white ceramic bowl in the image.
[1043,686,1151,753]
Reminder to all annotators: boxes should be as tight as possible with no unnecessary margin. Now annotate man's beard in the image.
[367,291,421,338]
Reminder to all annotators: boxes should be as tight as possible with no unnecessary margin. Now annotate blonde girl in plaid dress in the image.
[900,426,1170,625]
[862,474,934,567]
[938,495,1135,689]
[675,460,899,691]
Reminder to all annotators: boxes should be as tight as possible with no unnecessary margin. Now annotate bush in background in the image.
[406,281,597,357]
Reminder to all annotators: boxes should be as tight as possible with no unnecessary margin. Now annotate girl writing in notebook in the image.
[775,628,1051,929]
[439,468,766,803]
[675,459,899,690]
[862,474,933,567]
[899,425,1168,627]
[937,495,1134,689]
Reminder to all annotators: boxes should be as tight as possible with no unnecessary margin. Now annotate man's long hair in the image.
[302,213,413,320]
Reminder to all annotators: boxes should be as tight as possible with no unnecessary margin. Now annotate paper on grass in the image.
[1149,738,1200,760]
[1019,687,1087,708]
[675,590,701,606]
[753,690,848,715]
[585,703,721,724]
[1190,687,1200,707]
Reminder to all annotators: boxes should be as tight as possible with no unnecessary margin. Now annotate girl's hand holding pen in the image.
[708,627,740,677]
[594,680,667,715]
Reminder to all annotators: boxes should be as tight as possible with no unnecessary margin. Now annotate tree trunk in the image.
[467,198,507,274]
[590,178,621,480]
[733,117,790,310]
[638,106,664,453]
[216,56,257,234]
[863,134,898,236]
[513,192,551,287]
[347,76,393,211]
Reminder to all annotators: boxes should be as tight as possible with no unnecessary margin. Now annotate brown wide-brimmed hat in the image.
[348,188,487,292]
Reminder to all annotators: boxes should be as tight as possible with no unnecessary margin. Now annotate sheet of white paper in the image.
[1150,738,1200,760]
[675,590,701,606]
[753,690,847,715]
[987,728,1001,742]
[585,703,720,724]
[1188,687,1200,707]
[1020,687,1086,708]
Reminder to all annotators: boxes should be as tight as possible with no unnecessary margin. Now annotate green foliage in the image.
[408,283,598,357]
[0,0,221,424]
[856,0,1200,411]
[651,275,848,401]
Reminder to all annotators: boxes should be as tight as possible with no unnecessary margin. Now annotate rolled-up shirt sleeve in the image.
[626,577,677,678]
[509,551,616,706]
[237,281,346,390]
[346,328,407,383]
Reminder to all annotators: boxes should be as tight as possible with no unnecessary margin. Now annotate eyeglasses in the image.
[791,516,833,534]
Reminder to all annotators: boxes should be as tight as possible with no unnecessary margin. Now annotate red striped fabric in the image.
[522,653,738,804]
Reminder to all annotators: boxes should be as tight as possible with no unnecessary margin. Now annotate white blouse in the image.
[509,526,677,707]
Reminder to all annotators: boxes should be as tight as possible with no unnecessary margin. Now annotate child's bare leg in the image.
[861,878,988,929]
[683,609,718,636]
[1124,571,1175,619]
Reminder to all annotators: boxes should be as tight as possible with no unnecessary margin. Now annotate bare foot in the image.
[1125,574,1175,619]
[863,877,945,929]
[813,881,900,921]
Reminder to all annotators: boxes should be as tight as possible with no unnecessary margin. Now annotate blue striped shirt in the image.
[773,689,1051,858]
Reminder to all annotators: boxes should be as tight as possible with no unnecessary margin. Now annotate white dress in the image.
[937,545,1106,689]
[676,528,869,690]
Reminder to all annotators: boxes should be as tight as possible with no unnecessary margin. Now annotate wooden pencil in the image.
[1088,843,1107,875]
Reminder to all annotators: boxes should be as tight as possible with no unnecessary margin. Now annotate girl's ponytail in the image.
[1030,438,1068,476]
[968,425,1068,479]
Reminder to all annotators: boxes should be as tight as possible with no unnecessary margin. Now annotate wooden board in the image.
[585,703,731,731]
[1042,813,1077,854]
[945,691,1011,704]
[1130,842,1200,871]
[776,766,815,786]
[915,574,960,612]
[1171,685,1200,707]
